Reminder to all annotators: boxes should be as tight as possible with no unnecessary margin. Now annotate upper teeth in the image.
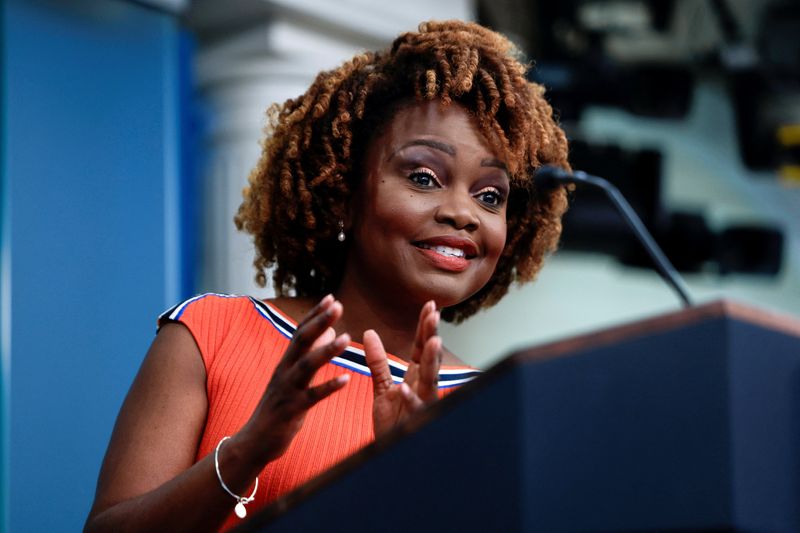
[419,244,466,258]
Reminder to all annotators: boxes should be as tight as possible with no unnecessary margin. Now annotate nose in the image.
[434,190,480,231]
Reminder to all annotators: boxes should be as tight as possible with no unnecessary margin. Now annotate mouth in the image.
[413,236,478,257]
[415,243,469,258]
[412,237,478,272]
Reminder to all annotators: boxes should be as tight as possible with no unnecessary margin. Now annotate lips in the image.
[413,236,478,257]
[412,236,479,272]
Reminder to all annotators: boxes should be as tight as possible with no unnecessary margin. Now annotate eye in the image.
[408,167,440,188]
[475,186,505,207]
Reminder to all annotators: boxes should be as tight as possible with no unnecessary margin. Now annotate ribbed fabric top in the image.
[158,294,481,529]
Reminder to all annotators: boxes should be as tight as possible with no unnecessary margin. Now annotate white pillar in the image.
[189,0,474,295]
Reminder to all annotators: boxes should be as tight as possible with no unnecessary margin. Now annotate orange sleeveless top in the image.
[158,294,481,528]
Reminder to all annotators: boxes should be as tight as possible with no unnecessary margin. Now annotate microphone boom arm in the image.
[539,166,693,308]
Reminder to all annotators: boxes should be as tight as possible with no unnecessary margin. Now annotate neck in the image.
[333,274,423,363]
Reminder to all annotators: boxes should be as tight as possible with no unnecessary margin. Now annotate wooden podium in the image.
[237,301,800,532]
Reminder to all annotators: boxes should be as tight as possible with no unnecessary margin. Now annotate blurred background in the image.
[1,0,798,530]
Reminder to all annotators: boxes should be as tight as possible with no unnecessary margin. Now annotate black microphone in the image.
[535,165,693,308]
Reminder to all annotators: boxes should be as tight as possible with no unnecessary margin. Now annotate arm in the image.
[85,296,349,532]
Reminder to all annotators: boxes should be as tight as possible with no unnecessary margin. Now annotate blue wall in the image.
[2,0,185,529]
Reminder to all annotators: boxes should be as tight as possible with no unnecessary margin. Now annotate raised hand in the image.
[240,295,351,463]
[363,301,443,438]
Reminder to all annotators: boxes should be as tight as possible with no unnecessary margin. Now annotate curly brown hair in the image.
[235,20,570,323]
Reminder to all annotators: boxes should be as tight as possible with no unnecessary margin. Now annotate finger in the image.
[411,301,436,362]
[403,360,419,389]
[287,301,343,363]
[416,336,442,403]
[292,333,350,387]
[416,310,440,363]
[289,296,336,355]
[296,294,334,329]
[363,330,394,397]
[309,327,336,353]
[302,374,350,409]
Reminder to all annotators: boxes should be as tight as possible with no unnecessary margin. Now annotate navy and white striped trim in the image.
[158,293,242,324]
[248,297,482,389]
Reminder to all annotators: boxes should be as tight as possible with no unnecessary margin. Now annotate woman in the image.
[85,20,569,531]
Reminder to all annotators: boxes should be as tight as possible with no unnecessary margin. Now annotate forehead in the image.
[371,100,499,161]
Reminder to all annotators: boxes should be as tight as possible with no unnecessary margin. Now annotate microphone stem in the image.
[572,171,693,308]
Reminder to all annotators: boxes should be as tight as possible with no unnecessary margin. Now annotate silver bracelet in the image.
[214,436,259,519]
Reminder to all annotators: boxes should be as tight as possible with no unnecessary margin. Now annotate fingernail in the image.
[400,382,411,396]
[325,301,341,316]
[334,333,350,348]
[336,374,350,385]
[321,294,333,305]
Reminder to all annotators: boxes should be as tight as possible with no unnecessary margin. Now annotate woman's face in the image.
[345,100,509,311]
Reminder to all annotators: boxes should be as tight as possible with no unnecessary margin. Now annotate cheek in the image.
[373,193,429,232]
[485,218,507,263]
[351,166,432,256]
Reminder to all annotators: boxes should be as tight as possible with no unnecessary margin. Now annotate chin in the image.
[412,277,487,310]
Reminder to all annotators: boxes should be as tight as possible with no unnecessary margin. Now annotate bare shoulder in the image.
[88,323,208,517]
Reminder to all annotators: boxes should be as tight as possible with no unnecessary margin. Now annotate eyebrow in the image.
[481,158,507,172]
[391,139,455,158]
[390,139,509,172]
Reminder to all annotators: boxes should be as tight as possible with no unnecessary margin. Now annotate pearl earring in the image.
[337,220,346,242]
